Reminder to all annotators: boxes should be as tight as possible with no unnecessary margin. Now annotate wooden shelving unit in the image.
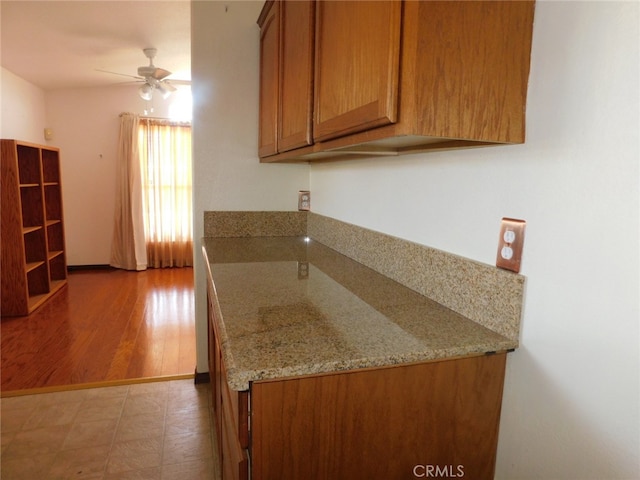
[1,139,67,316]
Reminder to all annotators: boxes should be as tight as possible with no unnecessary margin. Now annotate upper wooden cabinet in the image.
[257,0,535,163]
[258,0,315,157]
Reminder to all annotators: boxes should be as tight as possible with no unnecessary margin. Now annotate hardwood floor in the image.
[1,267,196,394]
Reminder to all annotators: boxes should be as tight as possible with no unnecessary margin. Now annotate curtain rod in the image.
[140,117,191,124]
[141,116,182,122]
[119,113,191,125]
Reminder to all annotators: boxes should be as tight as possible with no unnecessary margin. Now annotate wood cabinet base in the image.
[251,353,507,480]
[206,249,509,480]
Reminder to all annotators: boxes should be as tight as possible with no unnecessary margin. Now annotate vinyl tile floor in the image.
[0,379,220,480]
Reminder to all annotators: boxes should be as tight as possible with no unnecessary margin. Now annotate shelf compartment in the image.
[27,262,50,297]
[48,250,64,260]
[49,252,67,282]
[16,145,42,185]
[23,225,43,235]
[24,228,47,264]
[44,184,63,221]
[26,260,46,273]
[41,149,61,184]
[27,278,66,313]
[20,186,45,228]
[46,221,65,253]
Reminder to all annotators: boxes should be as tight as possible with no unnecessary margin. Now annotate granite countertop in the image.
[202,236,517,391]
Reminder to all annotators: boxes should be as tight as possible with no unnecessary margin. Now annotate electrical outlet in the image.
[297,261,309,280]
[298,190,310,211]
[496,218,526,273]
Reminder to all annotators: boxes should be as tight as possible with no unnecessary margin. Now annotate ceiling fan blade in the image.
[138,66,172,81]
[96,69,144,80]
[166,79,191,86]
[160,80,177,92]
[151,68,172,81]
[110,80,144,86]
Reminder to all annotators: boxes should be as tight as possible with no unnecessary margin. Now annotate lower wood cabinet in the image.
[251,353,507,480]
[207,263,507,480]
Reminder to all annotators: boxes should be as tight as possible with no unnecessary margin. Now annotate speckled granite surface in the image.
[204,211,306,237]
[307,213,525,341]
[203,236,517,391]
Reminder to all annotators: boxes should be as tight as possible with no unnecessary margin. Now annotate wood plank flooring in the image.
[1,267,196,393]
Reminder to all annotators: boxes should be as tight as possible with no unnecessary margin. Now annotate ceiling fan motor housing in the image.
[143,47,158,60]
[138,48,171,80]
[138,65,170,79]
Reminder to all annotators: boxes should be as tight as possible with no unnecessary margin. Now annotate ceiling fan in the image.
[98,48,183,100]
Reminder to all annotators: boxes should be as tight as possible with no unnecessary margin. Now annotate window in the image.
[138,119,193,268]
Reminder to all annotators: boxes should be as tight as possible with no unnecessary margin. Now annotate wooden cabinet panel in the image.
[207,281,250,479]
[206,290,222,463]
[222,384,249,480]
[259,0,314,157]
[221,359,249,449]
[251,353,507,480]
[409,0,534,143]
[222,415,249,480]
[278,0,314,152]
[313,0,401,142]
[232,390,249,449]
[257,1,279,157]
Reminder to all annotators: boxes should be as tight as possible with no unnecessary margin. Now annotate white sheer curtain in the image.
[138,118,193,268]
[110,113,148,270]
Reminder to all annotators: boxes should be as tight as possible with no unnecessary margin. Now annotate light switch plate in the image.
[496,218,526,273]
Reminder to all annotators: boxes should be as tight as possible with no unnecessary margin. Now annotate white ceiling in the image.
[1,0,191,90]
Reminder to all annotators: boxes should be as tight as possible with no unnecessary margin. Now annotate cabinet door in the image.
[313,0,401,143]
[206,289,223,464]
[278,0,315,152]
[251,354,507,480]
[258,1,280,157]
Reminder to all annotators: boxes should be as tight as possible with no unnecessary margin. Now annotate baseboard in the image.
[194,368,211,384]
[0,373,195,398]
[67,264,113,271]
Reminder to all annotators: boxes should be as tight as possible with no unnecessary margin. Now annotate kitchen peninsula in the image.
[202,212,525,480]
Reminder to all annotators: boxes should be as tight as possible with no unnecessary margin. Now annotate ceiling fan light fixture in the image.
[139,83,153,100]
[156,83,172,99]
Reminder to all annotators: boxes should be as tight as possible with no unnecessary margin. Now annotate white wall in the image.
[191,0,309,373]
[44,85,189,265]
[309,1,639,478]
[1,67,47,143]
[192,0,639,478]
